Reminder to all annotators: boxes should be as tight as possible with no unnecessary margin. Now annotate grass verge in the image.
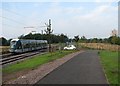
[99,50,118,85]
[3,50,76,74]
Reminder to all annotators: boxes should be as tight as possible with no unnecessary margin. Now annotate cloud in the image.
[94,0,119,3]
[2,0,119,2]
[33,3,43,7]
[49,3,118,38]
[1,2,118,39]
[76,4,117,21]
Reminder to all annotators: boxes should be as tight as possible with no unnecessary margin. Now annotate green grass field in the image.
[3,50,75,74]
[99,50,118,85]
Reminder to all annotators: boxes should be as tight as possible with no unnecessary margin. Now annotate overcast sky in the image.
[0,0,118,39]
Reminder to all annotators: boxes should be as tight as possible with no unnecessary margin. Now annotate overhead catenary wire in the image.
[3,8,42,22]
[3,8,27,18]
[1,9,49,34]
[1,9,28,26]
[0,16,27,25]
[2,9,46,28]
[2,23,23,28]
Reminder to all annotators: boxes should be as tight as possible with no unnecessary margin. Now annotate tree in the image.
[7,39,12,45]
[108,36,116,44]
[74,35,79,50]
[80,36,87,43]
[98,39,103,43]
[111,36,117,44]
[0,37,8,46]
[18,34,24,39]
[44,19,53,52]
[92,38,98,43]
[59,34,68,43]
[116,37,120,45]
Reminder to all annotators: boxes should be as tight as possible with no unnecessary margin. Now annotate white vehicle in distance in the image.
[64,45,76,50]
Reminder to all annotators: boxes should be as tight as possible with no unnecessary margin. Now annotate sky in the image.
[0,0,119,39]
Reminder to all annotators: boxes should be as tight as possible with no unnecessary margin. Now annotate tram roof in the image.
[11,39,47,42]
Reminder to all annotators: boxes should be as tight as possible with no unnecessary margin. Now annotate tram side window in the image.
[43,43,45,47]
[16,41,22,49]
[31,42,35,48]
[39,43,41,47]
[24,43,30,48]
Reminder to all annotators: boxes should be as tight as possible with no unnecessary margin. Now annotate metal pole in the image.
[49,19,51,52]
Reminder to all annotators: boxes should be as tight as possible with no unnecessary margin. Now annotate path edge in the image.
[5,50,84,84]
[98,50,110,84]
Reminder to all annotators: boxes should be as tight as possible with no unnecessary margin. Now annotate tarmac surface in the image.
[37,50,108,84]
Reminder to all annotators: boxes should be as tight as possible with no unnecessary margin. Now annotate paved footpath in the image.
[37,50,108,84]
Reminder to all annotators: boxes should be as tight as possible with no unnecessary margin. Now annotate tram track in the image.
[1,49,47,67]
[0,53,13,58]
